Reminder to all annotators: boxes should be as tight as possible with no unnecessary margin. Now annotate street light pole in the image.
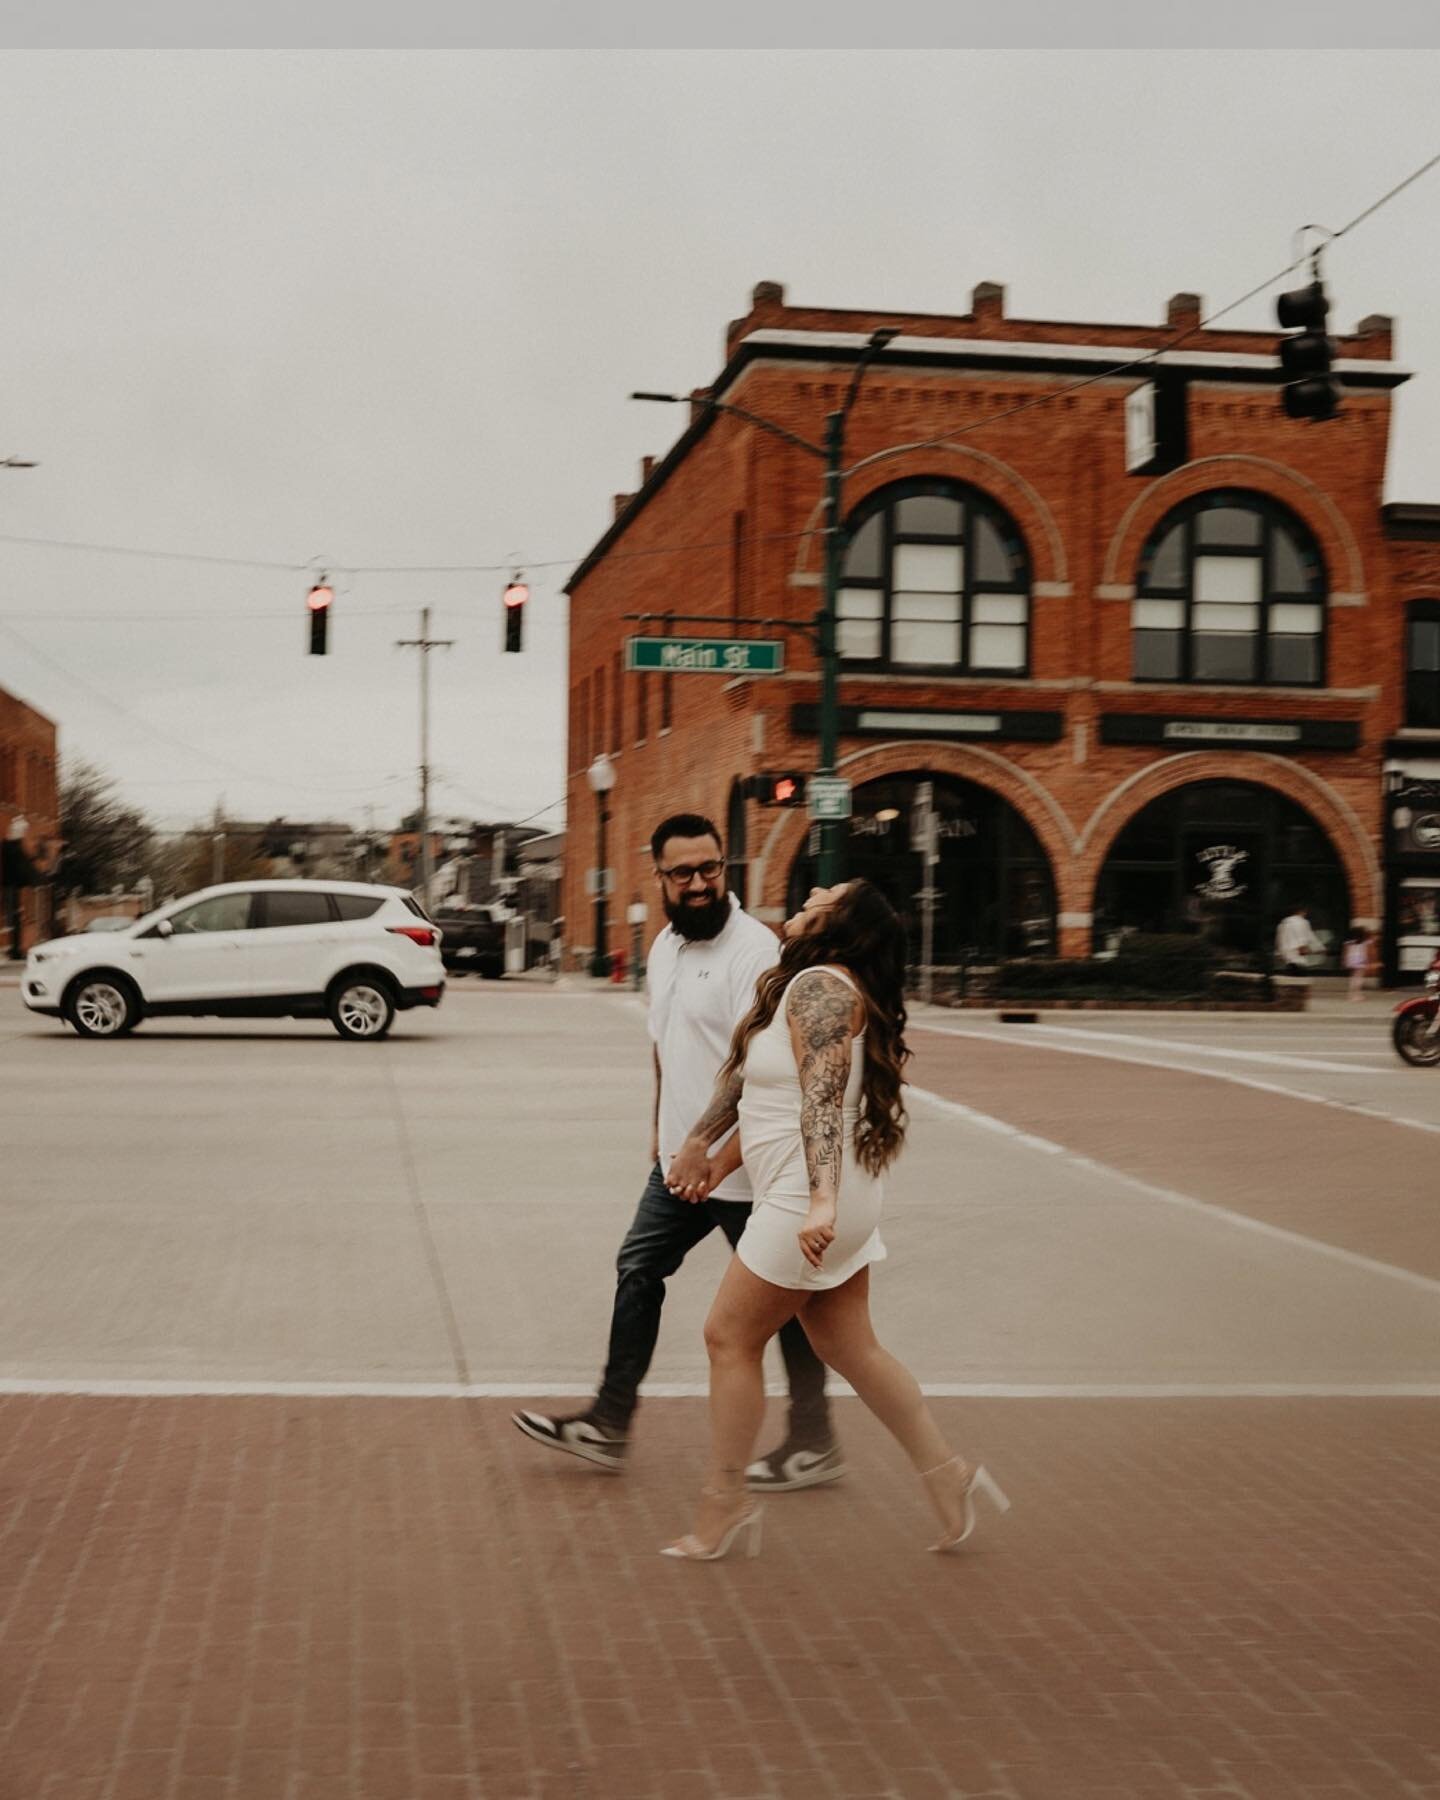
[396,607,455,907]
[631,327,894,889]
[586,753,617,977]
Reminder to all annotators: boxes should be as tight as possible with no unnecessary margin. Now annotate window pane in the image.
[970,624,1026,669]
[1196,505,1262,547]
[1134,598,1184,629]
[972,593,1027,624]
[1194,602,1260,634]
[838,617,882,660]
[1270,602,1322,635]
[842,513,883,578]
[1134,631,1182,680]
[893,542,962,592]
[1193,632,1257,681]
[892,591,959,623]
[1195,555,1262,605]
[262,891,332,928]
[171,893,251,933]
[838,586,883,620]
[972,513,1017,584]
[333,894,384,920]
[1141,523,1185,590]
[1408,670,1440,728]
[1410,620,1440,673]
[1270,525,1316,593]
[894,494,961,535]
[1268,636,1320,684]
[892,619,961,664]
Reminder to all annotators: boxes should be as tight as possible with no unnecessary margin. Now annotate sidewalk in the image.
[2,1393,1435,1799]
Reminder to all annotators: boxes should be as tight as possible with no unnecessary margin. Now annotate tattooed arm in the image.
[667,1069,745,1202]
[788,971,863,1268]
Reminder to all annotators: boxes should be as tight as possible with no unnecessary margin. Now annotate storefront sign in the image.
[1100,714,1359,752]
[791,704,1063,743]
[1193,843,1250,901]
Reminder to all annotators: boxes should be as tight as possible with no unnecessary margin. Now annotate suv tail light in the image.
[387,924,439,948]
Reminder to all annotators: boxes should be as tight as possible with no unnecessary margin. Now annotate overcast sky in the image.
[2,46,1439,834]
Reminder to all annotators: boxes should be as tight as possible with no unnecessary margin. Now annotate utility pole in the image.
[211,800,226,885]
[396,608,454,906]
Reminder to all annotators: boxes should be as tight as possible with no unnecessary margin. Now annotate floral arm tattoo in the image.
[790,974,858,1202]
[687,1069,744,1147]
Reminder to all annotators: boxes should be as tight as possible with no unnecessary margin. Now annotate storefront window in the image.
[1094,780,1349,967]
[1405,603,1440,728]
[787,772,1055,967]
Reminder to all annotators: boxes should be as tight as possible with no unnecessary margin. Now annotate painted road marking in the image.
[914,1022,1440,1137]
[906,1084,1440,1297]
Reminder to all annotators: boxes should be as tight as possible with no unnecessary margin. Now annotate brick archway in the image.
[1077,751,1380,925]
[789,446,1069,587]
[1100,456,1365,599]
[750,739,1084,920]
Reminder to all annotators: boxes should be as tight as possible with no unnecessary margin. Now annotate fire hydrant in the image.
[609,947,627,984]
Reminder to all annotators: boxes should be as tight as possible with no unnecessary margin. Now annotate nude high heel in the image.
[661,1491,765,1562]
[921,1456,1010,1553]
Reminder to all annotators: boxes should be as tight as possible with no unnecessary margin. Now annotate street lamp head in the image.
[587,753,617,795]
[7,815,29,841]
[630,391,682,404]
[867,328,899,350]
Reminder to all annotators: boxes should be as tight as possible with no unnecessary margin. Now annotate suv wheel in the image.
[65,974,141,1038]
[328,975,396,1041]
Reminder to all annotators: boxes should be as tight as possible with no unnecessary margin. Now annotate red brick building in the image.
[0,685,59,956]
[564,281,1440,982]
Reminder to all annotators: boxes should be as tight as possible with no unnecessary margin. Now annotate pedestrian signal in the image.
[744,771,808,807]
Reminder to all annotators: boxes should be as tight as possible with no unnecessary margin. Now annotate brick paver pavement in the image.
[2,1392,1437,1800]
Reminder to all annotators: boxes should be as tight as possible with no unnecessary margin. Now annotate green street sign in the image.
[807,776,853,822]
[625,636,785,675]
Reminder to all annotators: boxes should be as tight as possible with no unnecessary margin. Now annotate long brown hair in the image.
[721,878,910,1175]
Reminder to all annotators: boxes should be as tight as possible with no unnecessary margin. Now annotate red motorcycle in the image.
[1393,950,1440,1067]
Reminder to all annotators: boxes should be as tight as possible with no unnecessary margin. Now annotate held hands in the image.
[797,1197,837,1270]
[666,1138,717,1204]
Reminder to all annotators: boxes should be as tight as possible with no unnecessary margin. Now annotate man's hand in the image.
[666,1138,713,1203]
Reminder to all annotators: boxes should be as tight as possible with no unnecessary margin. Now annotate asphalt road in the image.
[2,980,1435,1398]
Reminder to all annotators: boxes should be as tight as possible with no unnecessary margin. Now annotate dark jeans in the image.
[593,1164,832,1443]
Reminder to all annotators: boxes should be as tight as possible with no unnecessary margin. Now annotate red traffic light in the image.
[503,581,529,608]
[307,582,334,612]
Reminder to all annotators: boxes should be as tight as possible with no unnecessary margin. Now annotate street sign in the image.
[625,637,785,675]
[807,777,853,822]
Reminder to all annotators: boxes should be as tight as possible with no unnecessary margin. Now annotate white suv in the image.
[21,880,446,1041]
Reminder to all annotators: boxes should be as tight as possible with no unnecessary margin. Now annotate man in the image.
[1275,902,1323,976]
[513,812,842,1491]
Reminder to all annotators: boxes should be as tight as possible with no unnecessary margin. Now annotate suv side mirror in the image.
[156,918,174,939]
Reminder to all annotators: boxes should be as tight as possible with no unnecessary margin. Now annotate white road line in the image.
[906,1084,1440,1297]
[913,1022,1440,1137]
[1016,1021,1380,1076]
[1,1378,1438,1399]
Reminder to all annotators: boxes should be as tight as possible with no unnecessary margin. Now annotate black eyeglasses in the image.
[658,859,725,885]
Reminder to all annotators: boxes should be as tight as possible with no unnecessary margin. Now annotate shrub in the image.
[993,934,1216,1000]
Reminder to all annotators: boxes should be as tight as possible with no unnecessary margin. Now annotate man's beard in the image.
[665,888,730,941]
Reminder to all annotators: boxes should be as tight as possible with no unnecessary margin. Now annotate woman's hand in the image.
[666,1138,713,1203]
[798,1198,837,1269]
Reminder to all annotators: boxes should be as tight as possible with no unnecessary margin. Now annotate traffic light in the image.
[503,575,528,653]
[307,579,333,655]
[744,771,808,807]
[1276,280,1341,421]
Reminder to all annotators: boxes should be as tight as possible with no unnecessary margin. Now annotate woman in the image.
[661,878,1008,1562]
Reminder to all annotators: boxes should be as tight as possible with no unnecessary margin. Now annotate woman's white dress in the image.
[734,965,886,1292]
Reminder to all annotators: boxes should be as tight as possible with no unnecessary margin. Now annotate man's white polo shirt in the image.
[647,897,780,1202]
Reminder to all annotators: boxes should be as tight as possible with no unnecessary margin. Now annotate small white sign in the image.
[626,900,649,926]
[584,868,615,897]
[1125,383,1157,473]
[807,777,853,822]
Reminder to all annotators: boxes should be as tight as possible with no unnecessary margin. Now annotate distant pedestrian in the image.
[512,813,843,1491]
[1275,903,1323,976]
[1342,927,1374,1001]
[660,878,1008,1562]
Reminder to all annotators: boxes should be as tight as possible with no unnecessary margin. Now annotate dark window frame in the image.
[253,889,340,930]
[837,477,1032,678]
[1133,490,1328,689]
[1405,599,1440,729]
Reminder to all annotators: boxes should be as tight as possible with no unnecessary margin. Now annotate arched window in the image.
[1132,491,1326,686]
[1406,601,1440,728]
[837,479,1031,675]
